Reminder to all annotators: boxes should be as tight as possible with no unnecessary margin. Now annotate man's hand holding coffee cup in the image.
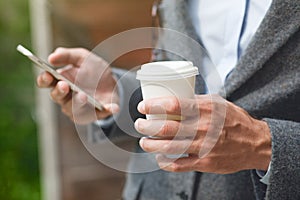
[37,47,119,125]
[135,95,272,174]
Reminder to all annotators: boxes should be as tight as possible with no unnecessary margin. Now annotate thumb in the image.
[48,47,89,67]
[104,103,120,114]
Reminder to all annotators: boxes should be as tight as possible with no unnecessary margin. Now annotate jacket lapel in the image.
[159,0,200,44]
[224,0,300,97]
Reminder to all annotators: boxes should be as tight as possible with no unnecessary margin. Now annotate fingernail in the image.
[137,101,145,113]
[139,137,146,147]
[134,118,144,132]
[105,103,119,113]
[42,75,49,83]
[59,88,65,94]
[57,82,65,94]
[135,119,162,136]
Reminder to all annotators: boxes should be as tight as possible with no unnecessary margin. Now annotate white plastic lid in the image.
[136,61,199,81]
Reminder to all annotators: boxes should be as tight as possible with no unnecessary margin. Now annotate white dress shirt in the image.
[189,0,272,93]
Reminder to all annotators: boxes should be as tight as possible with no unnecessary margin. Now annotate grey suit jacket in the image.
[93,0,300,199]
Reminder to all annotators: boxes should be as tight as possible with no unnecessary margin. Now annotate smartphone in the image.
[17,44,105,111]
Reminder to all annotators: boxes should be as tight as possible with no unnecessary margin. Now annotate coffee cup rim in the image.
[136,61,199,81]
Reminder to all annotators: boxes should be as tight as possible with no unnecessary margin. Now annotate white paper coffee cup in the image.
[136,61,199,120]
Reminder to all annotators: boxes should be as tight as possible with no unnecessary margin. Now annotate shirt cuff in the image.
[256,161,272,185]
[94,115,115,128]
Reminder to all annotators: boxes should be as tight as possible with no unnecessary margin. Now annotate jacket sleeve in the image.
[263,118,300,200]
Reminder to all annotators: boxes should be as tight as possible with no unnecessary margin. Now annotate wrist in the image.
[252,119,272,170]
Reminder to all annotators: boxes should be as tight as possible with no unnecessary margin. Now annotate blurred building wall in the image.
[30,0,154,200]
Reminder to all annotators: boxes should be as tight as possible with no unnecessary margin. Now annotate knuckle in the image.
[168,97,181,112]
[160,122,172,136]
[169,163,182,172]
[198,121,210,132]
[162,142,172,153]
[78,48,90,56]
[190,101,199,113]
[219,129,228,144]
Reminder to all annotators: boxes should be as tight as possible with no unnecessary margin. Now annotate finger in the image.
[58,91,87,120]
[60,100,74,119]
[139,137,196,155]
[71,95,119,123]
[103,103,119,114]
[137,96,199,117]
[65,91,89,121]
[48,47,90,67]
[71,106,115,125]
[134,118,196,137]
[157,154,227,173]
[50,81,71,104]
[156,154,199,172]
[94,103,120,119]
[53,91,118,125]
[37,71,57,88]
[72,91,88,108]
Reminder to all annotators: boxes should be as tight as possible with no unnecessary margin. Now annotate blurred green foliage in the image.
[0,0,40,199]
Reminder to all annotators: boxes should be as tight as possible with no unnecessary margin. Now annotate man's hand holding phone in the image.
[36,47,119,124]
